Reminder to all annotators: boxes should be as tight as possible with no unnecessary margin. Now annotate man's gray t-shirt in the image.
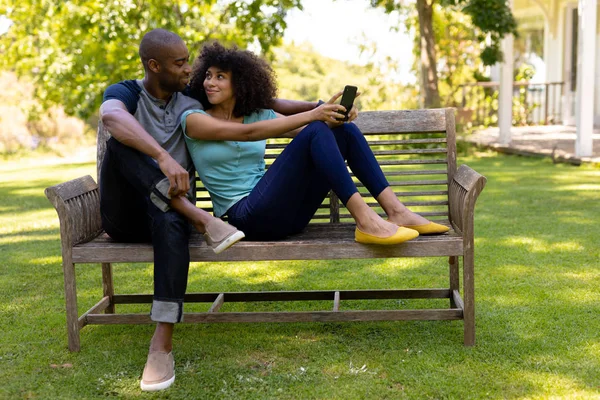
[102,79,203,188]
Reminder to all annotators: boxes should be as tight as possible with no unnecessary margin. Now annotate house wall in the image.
[513,0,599,126]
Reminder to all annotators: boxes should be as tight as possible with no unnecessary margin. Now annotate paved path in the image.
[463,125,600,165]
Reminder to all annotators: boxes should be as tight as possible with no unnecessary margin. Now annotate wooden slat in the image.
[377,159,448,165]
[362,200,448,207]
[338,211,448,219]
[266,149,450,159]
[113,288,453,304]
[102,263,115,314]
[353,109,447,134]
[452,290,465,310]
[86,309,462,325]
[357,180,448,187]
[393,190,448,197]
[446,109,458,186]
[266,138,448,149]
[366,138,448,145]
[372,148,448,156]
[208,293,225,313]
[72,231,463,263]
[78,296,110,328]
[333,291,341,311]
[377,170,448,177]
[45,175,98,202]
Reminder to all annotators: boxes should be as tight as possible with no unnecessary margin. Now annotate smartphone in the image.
[338,85,358,121]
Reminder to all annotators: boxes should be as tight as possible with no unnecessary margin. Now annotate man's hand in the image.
[156,151,190,197]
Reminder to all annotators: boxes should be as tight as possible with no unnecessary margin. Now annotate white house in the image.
[498,0,599,157]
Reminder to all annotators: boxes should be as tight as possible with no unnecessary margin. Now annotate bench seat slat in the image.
[72,225,463,263]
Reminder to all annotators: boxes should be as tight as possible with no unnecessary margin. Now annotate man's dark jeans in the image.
[100,138,191,323]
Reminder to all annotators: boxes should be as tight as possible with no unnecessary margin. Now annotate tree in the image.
[0,0,302,119]
[370,0,517,108]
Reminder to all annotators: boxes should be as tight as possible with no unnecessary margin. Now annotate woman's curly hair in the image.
[189,41,277,117]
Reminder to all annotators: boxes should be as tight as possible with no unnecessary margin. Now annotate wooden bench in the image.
[45,108,486,352]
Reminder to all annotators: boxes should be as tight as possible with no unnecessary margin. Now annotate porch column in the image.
[498,0,514,145]
[575,0,597,157]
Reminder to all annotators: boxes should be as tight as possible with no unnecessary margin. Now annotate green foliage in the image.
[0,0,302,119]
[272,42,419,110]
[402,4,487,108]
[512,63,539,125]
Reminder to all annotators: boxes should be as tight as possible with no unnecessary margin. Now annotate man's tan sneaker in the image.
[204,218,245,254]
[140,351,175,392]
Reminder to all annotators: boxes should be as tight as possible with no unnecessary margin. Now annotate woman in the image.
[181,42,448,244]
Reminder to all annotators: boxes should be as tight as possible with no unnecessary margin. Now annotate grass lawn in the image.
[1,149,599,399]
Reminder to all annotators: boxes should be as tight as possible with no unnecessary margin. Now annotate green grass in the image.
[1,150,599,399]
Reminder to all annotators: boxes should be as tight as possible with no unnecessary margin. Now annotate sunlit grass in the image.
[1,149,599,399]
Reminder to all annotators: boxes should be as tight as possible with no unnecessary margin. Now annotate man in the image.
[99,29,320,392]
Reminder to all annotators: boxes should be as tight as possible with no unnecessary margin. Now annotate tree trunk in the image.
[417,0,441,108]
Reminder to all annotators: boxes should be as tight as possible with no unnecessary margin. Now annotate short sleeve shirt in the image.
[102,80,203,189]
[181,109,277,217]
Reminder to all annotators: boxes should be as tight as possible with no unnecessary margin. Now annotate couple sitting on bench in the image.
[101,29,447,391]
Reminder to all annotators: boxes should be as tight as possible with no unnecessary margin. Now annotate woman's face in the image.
[203,66,234,105]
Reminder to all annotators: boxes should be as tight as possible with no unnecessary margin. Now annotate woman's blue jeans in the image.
[226,122,389,240]
[99,138,191,324]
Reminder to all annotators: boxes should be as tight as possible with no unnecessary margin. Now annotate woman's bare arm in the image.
[186,94,345,142]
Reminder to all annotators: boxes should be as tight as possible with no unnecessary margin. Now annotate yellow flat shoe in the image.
[402,222,449,235]
[355,226,419,245]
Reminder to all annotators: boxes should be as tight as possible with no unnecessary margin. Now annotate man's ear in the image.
[148,59,161,73]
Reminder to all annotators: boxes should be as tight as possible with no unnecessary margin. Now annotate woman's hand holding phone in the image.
[312,92,346,123]
[324,87,360,127]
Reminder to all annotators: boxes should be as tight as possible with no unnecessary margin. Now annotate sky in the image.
[282,0,415,83]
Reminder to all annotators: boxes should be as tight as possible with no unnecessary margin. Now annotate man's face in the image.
[155,41,192,93]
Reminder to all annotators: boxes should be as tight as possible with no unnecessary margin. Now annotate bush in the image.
[0,72,94,155]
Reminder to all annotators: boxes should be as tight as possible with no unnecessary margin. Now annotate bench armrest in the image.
[45,175,103,247]
[448,165,487,236]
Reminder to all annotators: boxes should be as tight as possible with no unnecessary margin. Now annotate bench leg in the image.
[463,250,475,346]
[449,256,459,308]
[63,259,81,352]
[102,263,115,314]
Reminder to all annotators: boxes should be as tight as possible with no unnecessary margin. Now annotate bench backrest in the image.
[97,108,456,224]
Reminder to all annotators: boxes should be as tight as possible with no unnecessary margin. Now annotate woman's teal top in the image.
[181,108,277,217]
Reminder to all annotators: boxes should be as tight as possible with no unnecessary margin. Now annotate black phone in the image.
[338,85,358,121]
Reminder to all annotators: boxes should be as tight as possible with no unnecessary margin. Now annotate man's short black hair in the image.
[139,29,184,71]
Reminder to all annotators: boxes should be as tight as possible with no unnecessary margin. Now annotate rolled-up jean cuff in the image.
[150,299,183,323]
[150,178,172,212]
